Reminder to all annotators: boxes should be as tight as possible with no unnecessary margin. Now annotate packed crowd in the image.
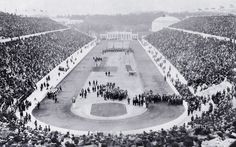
[1,52,236,146]
[0,115,199,147]
[146,28,235,91]
[79,80,128,101]
[130,91,183,108]
[1,14,236,146]
[188,89,236,140]
[174,80,211,116]
[80,78,184,108]
[0,12,65,39]
[1,85,236,146]
[171,15,236,39]
[0,29,92,113]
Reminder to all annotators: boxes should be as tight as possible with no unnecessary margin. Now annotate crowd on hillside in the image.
[171,15,236,39]
[146,28,236,91]
[0,29,92,113]
[0,12,65,39]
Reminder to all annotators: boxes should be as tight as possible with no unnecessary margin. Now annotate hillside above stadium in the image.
[152,16,180,32]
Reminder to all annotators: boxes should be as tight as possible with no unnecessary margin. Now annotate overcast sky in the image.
[0,0,235,15]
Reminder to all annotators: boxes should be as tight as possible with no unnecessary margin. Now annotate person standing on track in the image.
[72,96,76,103]
[127,97,130,105]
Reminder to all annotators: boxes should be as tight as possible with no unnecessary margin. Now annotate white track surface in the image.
[0,28,69,43]
[71,51,147,120]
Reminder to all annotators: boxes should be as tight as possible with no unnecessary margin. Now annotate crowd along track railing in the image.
[15,37,97,136]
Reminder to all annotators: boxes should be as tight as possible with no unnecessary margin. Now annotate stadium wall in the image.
[0,28,69,43]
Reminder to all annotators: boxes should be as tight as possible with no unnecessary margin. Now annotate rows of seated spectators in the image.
[188,88,236,142]
[0,29,93,112]
[145,32,236,144]
[0,15,236,146]
[171,15,236,39]
[1,85,236,146]
[0,12,65,39]
[146,28,235,91]
[0,54,235,146]
[0,116,200,146]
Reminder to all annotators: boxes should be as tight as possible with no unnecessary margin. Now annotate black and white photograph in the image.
[0,0,236,146]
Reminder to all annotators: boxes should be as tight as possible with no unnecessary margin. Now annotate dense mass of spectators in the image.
[0,115,198,147]
[1,86,236,146]
[0,12,66,39]
[188,89,236,140]
[1,14,236,147]
[0,29,92,113]
[146,28,235,91]
[171,15,236,39]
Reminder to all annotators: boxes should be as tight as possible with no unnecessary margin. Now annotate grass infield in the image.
[90,103,127,117]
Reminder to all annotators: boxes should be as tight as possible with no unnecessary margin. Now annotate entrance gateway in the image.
[100,32,138,40]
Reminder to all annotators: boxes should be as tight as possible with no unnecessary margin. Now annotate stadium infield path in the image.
[131,41,173,95]
[33,40,184,132]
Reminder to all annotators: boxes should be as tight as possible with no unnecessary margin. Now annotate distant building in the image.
[100,32,138,40]
[151,16,180,32]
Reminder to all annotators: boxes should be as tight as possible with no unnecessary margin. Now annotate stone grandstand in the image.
[0,11,236,147]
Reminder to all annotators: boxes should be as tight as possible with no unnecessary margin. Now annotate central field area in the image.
[90,103,127,117]
[32,40,185,132]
